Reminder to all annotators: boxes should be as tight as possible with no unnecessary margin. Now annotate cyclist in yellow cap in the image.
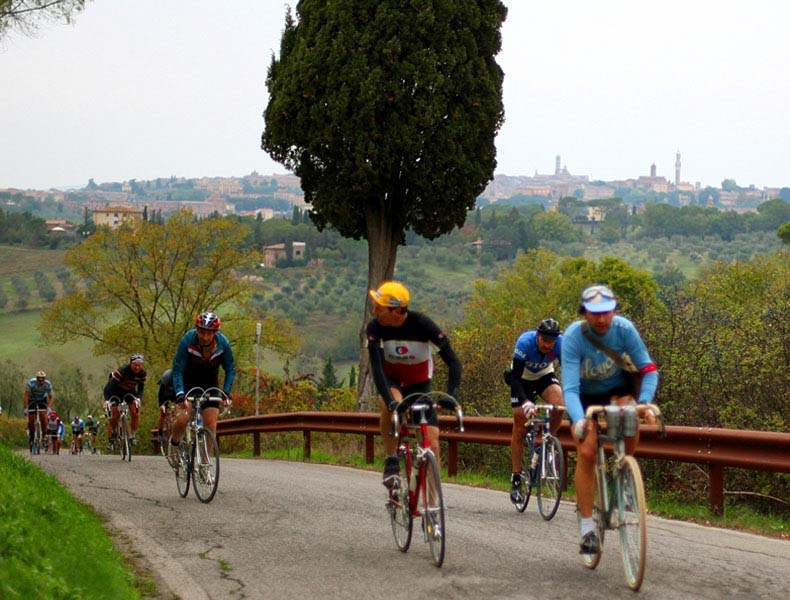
[366,281,462,487]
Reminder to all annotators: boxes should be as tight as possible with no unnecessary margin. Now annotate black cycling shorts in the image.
[386,380,438,427]
[579,385,634,413]
[510,373,560,408]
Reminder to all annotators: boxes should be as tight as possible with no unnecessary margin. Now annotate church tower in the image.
[555,155,561,176]
[675,150,681,186]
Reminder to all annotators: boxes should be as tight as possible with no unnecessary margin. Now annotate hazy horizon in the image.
[1,1,787,190]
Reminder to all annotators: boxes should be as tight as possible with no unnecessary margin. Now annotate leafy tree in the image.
[0,0,88,39]
[262,1,507,401]
[39,211,297,372]
[778,221,790,245]
[530,211,581,243]
[318,355,339,391]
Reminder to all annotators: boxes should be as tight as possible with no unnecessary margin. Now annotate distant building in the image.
[93,205,144,229]
[262,241,306,267]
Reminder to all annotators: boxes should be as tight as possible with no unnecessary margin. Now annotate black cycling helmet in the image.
[537,318,561,338]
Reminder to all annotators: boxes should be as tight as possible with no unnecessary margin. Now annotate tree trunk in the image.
[355,202,400,410]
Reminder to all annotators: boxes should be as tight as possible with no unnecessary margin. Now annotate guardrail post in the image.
[253,432,261,457]
[303,430,311,460]
[447,440,458,477]
[365,433,374,464]
[709,464,724,515]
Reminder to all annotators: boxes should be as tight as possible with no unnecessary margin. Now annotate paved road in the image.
[31,452,789,600]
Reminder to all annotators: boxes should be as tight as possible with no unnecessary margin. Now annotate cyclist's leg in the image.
[540,382,565,435]
[170,399,192,444]
[573,419,599,519]
[611,394,640,455]
[378,385,404,456]
[129,400,140,435]
[108,404,120,441]
[26,410,35,445]
[510,403,527,473]
[200,406,219,460]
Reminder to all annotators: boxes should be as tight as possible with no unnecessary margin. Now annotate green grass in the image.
[0,443,141,599]
[1,308,112,388]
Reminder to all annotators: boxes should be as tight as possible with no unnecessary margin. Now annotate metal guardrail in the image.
[209,412,790,514]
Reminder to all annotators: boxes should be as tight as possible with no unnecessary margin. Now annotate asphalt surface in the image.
[30,452,789,600]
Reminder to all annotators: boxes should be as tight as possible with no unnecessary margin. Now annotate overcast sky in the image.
[1,1,788,190]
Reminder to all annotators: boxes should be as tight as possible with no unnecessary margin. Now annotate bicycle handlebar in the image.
[584,402,665,437]
[389,391,464,437]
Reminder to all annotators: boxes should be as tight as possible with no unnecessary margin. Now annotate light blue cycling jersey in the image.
[561,315,658,423]
[25,378,53,404]
[512,330,562,380]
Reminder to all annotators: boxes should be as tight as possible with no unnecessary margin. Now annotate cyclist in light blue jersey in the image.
[507,318,564,504]
[561,285,658,554]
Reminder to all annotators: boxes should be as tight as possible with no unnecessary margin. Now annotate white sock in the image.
[580,517,595,536]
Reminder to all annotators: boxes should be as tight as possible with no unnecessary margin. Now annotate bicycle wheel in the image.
[176,440,191,498]
[421,452,445,567]
[618,456,647,590]
[192,429,220,503]
[389,451,413,552]
[120,415,131,461]
[537,435,565,521]
[513,441,533,513]
[581,467,605,569]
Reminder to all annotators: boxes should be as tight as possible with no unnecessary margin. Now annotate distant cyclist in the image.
[46,410,61,454]
[84,414,99,453]
[70,416,85,453]
[170,312,235,456]
[103,354,147,446]
[507,317,565,504]
[366,281,462,488]
[156,369,176,448]
[23,370,54,451]
[562,284,658,554]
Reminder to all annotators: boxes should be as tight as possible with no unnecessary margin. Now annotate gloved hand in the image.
[222,395,232,408]
[572,418,589,441]
[103,400,110,414]
[387,399,399,412]
[160,404,167,415]
[133,397,141,410]
[522,400,537,419]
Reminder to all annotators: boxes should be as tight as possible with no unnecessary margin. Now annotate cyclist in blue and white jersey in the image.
[507,318,565,504]
[170,312,235,453]
[70,416,85,452]
[366,281,462,488]
[23,370,54,450]
[561,284,658,554]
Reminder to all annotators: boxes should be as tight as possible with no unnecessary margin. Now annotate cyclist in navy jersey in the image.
[103,354,147,446]
[156,369,176,448]
[170,311,234,452]
[23,370,54,450]
[561,284,658,554]
[507,317,565,504]
[366,281,462,487]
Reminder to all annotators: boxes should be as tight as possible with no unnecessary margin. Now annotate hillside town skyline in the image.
[2,152,787,222]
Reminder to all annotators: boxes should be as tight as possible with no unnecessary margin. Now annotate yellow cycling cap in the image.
[369,281,410,308]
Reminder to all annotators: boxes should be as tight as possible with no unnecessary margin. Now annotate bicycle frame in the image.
[28,406,47,454]
[387,391,464,567]
[581,402,663,590]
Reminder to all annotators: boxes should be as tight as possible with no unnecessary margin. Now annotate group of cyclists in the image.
[24,311,235,461]
[23,285,657,555]
[368,280,658,555]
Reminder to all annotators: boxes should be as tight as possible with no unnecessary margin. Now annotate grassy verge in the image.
[0,443,142,599]
[225,447,788,539]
